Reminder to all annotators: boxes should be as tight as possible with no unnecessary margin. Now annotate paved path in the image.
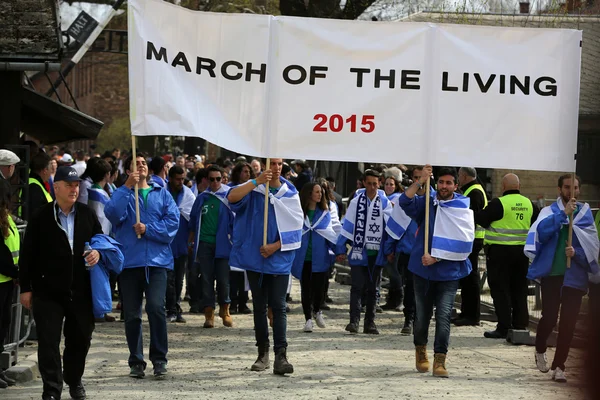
[3,280,587,399]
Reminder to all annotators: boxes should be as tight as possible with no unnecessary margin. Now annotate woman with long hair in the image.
[0,181,19,388]
[383,167,403,205]
[292,182,339,332]
[228,162,255,314]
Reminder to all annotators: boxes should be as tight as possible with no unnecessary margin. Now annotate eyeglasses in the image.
[209,177,222,182]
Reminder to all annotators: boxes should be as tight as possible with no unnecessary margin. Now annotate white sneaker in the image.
[303,319,314,332]
[314,311,326,329]
[535,351,550,373]
[552,367,567,383]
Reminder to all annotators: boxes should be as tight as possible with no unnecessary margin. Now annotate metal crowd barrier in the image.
[1,224,34,370]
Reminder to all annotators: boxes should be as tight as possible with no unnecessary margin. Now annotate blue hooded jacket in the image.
[383,220,418,256]
[398,192,472,281]
[291,208,336,279]
[89,234,124,318]
[189,187,234,260]
[526,202,595,292]
[105,183,179,270]
[229,180,300,275]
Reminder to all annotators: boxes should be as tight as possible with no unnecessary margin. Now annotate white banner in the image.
[128,0,582,171]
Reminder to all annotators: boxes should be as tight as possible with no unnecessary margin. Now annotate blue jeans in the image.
[120,267,169,368]
[413,275,459,354]
[247,271,288,352]
[197,241,230,309]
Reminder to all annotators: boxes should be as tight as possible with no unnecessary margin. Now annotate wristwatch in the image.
[435,257,441,263]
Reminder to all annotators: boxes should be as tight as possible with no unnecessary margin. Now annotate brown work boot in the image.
[268,307,273,328]
[433,353,449,378]
[219,304,233,327]
[415,345,430,373]
[203,307,215,328]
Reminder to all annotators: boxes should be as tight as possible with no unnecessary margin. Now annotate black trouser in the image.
[166,255,187,316]
[535,276,585,371]
[459,239,483,322]
[300,262,327,321]
[230,271,249,308]
[33,294,94,399]
[486,244,529,331]
[399,253,415,322]
[350,256,381,324]
[0,281,13,355]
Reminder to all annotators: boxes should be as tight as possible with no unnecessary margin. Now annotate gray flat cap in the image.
[0,150,20,166]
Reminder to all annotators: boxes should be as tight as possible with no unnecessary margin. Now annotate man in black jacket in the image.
[20,166,103,400]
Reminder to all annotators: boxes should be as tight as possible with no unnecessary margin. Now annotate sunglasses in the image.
[209,177,222,182]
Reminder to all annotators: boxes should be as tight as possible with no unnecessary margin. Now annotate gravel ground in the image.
[4,279,588,400]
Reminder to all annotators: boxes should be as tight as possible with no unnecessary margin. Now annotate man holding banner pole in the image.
[397,165,473,378]
[227,158,303,375]
[105,154,180,379]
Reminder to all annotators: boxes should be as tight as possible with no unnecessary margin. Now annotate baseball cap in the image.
[0,149,20,166]
[54,166,81,182]
[60,153,73,163]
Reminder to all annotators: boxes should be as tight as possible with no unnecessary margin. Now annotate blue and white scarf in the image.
[254,180,304,251]
[525,198,599,275]
[431,193,474,261]
[88,186,112,235]
[303,208,338,244]
[342,190,389,260]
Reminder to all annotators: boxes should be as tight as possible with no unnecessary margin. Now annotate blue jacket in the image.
[291,208,336,279]
[384,220,418,256]
[229,187,297,275]
[398,193,472,281]
[189,189,234,260]
[105,183,179,269]
[527,203,592,292]
[90,235,124,318]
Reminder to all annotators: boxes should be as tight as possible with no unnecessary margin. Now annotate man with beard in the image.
[526,175,598,383]
[476,174,538,339]
[398,165,474,378]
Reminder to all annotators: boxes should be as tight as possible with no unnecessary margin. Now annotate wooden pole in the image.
[263,158,270,247]
[131,136,141,239]
[424,176,431,256]
[566,171,575,268]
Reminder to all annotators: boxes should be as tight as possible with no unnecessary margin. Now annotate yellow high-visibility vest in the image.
[0,216,19,283]
[463,183,488,240]
[484,194,533,246]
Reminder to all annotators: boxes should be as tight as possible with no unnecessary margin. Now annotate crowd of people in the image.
[0,145,599,400]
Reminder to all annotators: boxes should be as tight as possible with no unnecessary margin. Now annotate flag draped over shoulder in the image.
[431,194,474,261]
[525,198,599,273]
[254,181,304,251]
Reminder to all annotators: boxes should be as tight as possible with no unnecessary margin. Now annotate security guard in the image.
[0,180,19,389]
[26,151,53,219]
[455,167,488,326]
[476,173,538,338]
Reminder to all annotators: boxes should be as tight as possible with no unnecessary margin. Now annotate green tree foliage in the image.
[95,117,133,153]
